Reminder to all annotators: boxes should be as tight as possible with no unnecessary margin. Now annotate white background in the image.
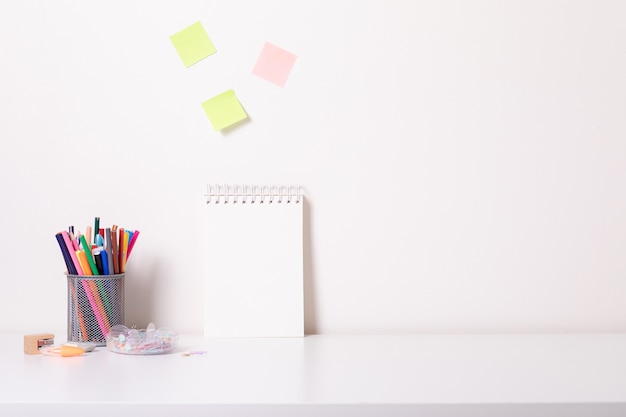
[1,0,625,335]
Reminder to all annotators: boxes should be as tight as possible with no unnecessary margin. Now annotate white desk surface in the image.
[3,333,626,417]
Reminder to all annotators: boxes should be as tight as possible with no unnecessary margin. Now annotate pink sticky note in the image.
[252,42,297,87]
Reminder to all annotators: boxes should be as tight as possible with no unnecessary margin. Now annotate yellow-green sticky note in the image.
[170,21,216,67]
[202,90,248,131]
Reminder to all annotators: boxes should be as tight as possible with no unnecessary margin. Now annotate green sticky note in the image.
[202,90,248,131]
[170,21,216,67]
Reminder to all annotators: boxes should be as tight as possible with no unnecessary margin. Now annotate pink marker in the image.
[61,231,83,275]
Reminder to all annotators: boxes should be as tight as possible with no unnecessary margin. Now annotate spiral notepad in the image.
[203,184,304,337]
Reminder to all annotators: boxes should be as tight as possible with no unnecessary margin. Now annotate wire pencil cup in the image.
[66,274,125,346]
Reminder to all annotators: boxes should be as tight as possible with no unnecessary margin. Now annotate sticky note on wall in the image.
[201,90,248,131]
[252,42,297,87]
[170,21,217,67]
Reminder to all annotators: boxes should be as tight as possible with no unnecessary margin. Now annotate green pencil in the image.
[94,217,100,243]
[79,234,99,276]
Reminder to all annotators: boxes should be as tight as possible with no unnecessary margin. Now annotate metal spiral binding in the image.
[205,184,302,204]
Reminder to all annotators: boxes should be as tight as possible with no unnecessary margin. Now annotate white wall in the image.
[1,0,625,335]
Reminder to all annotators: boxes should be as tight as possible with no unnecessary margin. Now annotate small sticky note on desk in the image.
[170,21,216,67]
[202,90,248,131]
[252,42,297,87]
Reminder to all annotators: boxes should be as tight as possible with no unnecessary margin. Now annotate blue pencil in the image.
[56,233,77,275]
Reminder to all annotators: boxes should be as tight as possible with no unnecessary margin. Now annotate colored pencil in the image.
[55,233,77,275]
[127,230,140,261]
[105,228,114,275]
[111,227,119,274]
[79,234,99,275]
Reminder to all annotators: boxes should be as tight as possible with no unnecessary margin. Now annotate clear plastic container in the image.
[106,323,178,355]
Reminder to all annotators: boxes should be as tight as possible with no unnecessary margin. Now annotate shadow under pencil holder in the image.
[66,273,125,346]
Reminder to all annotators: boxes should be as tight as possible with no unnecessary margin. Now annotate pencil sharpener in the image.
[24,333,55,355]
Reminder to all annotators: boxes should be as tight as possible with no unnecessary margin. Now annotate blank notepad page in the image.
[203,185,304,337]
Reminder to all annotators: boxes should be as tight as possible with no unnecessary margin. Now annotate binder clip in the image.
[24,333,55,355]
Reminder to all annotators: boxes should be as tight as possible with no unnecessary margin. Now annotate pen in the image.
[94,248,104,275]
[100,249,109,275]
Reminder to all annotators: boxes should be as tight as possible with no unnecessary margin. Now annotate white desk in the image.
[3,333,626,417]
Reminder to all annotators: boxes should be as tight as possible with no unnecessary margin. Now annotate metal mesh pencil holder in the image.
[66,274,125,346]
